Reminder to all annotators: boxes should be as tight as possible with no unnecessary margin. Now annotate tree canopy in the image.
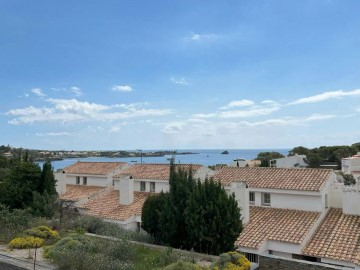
[288,144,359,168]
[142,162,242,255]
[0,155,57,217]
[255,152,285,167]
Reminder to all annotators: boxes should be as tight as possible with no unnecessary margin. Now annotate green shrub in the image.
[46,234,134,270]
[8,236,44,249]
[25,226,59,239]
[212,252,250,270]
[164,260,204,270]
[0,204,33,243]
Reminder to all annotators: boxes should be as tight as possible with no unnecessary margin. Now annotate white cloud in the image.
[220,99,255,110]
[161,114,335,138]
[289,89,360,105]
[31,88,46,97]
[109,122,128,133]
[6,99,172,125]
[112,85,133,92]
[36,132,71,137]
[170,77,190,85]
[190,33,218,42]
[193,106,279,119]
[70,86,83,96]
[218,107,280,118]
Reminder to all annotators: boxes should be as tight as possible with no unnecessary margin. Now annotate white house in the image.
[342,152,360,182]
[55,161,129,195]
[269,154,308,168]
[213,166,360,269]
[59,163,213,231]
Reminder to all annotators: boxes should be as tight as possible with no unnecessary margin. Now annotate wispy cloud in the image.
[6,99,172,125]
[112,85,133,92]
[162,114,335,136]
[36,132,71,137]
[191,33,218,42]
[220,99,255,110]
[289,89,360,105]
[193,104,279,119]
[70,86,83,96]
[31,88,46,97]
[170,77,190,85]
[109,122,128,133]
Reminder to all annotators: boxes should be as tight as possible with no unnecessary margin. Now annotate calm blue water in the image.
[43,149,289,170]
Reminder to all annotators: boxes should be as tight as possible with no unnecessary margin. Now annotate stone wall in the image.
[259,255,344,270]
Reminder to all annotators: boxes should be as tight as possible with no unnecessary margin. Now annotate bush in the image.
[8,236,44,249]
[46,234,134,270]
[25,226,59,239]
[164,260,204,270]
[0,204,34,243]
[212,252,250,270]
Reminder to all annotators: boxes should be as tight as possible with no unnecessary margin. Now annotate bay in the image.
[43,149,289,170]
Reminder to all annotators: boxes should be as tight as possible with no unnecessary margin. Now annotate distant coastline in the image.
[38,149,290,170]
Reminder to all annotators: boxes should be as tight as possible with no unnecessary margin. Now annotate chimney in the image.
[114,176,134,205]
[54,170,66,195]
[230,181,249,224]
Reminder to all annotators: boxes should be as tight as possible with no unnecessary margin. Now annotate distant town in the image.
[0,145,196,161]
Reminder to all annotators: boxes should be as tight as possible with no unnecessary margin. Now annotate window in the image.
[249,192,255,205]
[140,181,146,191]
[83,177,87,185]
[261,193,271,206]
[76,176,80,185]
[243,252,259,263]
[150,182,155,192]
[325,194,328,209]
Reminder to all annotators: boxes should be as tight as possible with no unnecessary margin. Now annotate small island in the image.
[221,150,229,154]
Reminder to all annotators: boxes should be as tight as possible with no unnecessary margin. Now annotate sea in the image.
[43,149,290,171]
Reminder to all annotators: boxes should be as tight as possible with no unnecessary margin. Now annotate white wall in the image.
[133,179,170,193]
[269,250,293,259]
[65,174,110,187]
[230,181,249,224]
[54,171,66,195]
[342,186,360,215]
[266,241,301,255]
[194,166,215,179]
[249,189,323,212]
[270,155,307,168]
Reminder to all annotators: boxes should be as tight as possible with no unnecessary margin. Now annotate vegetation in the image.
[25,226,59,239]
[142,162,242,255]
[8,236,44,249]
[212,252,250,270]
[337,172,356,186]
[255,151,285,167]
[289,143,360,168]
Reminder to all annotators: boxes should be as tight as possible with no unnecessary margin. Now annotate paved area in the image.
[0,253,55,270]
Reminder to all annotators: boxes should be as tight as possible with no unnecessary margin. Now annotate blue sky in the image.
[1,0,360,150]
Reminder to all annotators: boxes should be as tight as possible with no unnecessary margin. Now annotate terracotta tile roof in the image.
[64,162,127,175]
[303,208,360,264]
[114,163,203,180]
[236,207,320,249]
[60,185,105,202]
[80,191,151,221]
[213,167,332,191]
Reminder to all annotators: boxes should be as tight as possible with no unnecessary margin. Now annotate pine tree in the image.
[38,162,57,195]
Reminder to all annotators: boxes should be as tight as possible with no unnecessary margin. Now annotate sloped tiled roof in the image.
[64,162,127,175]
[114,163,202,180]
[80,190,151,221]
[236,206,320,249]
[213,167,332,191]
[303,208,360,264]
[60,185,105,202]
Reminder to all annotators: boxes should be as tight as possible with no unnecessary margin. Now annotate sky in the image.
[1,0,360,150]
